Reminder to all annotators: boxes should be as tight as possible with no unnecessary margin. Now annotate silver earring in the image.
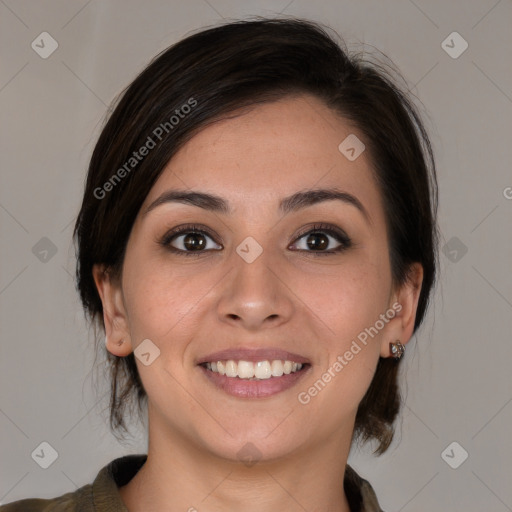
[389,341,405,360]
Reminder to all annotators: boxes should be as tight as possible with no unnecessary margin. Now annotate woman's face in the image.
[95,94,420,462]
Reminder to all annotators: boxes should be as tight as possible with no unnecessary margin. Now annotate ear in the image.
[380,263,424,358]
[92,264,133,357]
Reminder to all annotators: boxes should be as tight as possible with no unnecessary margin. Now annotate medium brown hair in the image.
[73,17,438,454]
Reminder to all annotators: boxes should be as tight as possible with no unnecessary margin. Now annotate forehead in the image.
[141,94,383,221]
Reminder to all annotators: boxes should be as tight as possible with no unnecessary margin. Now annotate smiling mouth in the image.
[200,359,309,380]
[196,347,312,398]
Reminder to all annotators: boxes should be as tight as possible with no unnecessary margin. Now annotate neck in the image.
[120,413,354,512]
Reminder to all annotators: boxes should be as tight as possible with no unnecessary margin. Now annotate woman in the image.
[1,16,438,512]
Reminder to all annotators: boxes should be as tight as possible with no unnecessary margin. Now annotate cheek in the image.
[123,271,202,342]
[295,264,388,417]
[121,267,210,398]
[291,254,391,345]
[121,243,226,355]
[314,260,391,409]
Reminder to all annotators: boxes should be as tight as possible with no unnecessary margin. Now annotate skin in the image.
[93,94,423,512]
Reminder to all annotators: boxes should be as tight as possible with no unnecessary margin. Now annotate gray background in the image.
[1,0,511,510]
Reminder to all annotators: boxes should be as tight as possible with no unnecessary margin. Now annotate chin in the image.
[197,422,306,465]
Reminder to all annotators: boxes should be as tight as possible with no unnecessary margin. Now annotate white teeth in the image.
[270,360,284,377]
[254,361,272,379]
[237,360,255,379]
[225,360,237,377]
[204,359,304,379]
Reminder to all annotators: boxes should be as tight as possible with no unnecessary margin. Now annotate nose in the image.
[216,247,294,331]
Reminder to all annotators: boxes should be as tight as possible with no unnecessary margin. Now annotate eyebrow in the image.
[143,188,370,222]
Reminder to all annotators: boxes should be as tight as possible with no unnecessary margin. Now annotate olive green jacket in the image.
[0,454,385,511]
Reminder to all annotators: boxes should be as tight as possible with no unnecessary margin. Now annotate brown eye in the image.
[181,232,208,251]
[290,223,352,254]
[303,232,330,251]
[160,225,222,256]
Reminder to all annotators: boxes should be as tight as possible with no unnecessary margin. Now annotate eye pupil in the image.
[306,233,328,250]
[183,233,206,251]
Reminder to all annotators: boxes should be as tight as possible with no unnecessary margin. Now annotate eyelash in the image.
[159,222,352,257]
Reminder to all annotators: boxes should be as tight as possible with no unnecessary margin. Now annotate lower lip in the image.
[198,365,310,398]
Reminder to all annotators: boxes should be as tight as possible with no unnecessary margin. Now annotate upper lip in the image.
[196,348,310,365]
